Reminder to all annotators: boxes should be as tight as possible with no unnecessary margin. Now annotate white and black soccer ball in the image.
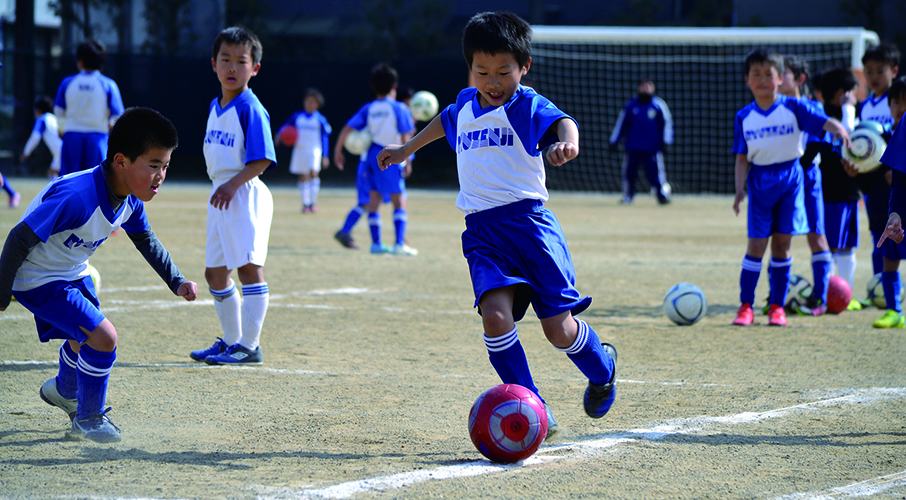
[87,263,101,292]
[344,129,372,156]
[663,282,707,325]
[409,90,439,122]
[866,272,887,309]
[785,274,813,309]
[843,122,887,173]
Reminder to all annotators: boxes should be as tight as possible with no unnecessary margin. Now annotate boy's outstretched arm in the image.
[378,115,446,171]
[127,229,197,301]
[823,118,852,150]
[546,118,579,166]
[732,154,749,216]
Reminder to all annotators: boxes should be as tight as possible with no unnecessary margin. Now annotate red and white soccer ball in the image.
[468,384,548,463]
[825,276,852,314]
[278,125,298,146]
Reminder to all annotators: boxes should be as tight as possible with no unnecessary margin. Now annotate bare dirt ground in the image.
[1,179,904,499]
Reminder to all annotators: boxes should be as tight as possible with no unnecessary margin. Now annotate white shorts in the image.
[206,177,273,269]
[289,148,322,175]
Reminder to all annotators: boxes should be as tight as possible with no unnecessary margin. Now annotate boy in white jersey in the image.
[378,11,617,432]
[0,107,198,443]
[731,48,849,327]
[21,96,62,179]
[276,88,331,213]
[857,43,900,307]
[333,63,417,256]
[189,27,276,366]
[54,39,125,176]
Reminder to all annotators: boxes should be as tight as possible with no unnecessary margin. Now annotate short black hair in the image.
[304,88,324,108]
[783,55,811,96]
[212,26,263,65]
[107,107,179,162]
[397,86,415,102]
[862,42,900,69]
[889,76,906,103]
[370,62,398,97]
[34,96,53,114]
[819,67,858,101]
[462,11,532,68]
[744,47,784,76]
[77,39,107,71]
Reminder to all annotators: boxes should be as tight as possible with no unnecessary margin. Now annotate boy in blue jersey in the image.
[869,77,906,328]
[609,79,673,205]
[0,107,198,443]
[21,96,62,179]
[857,43,900,306]
[731,48,850,327]
[378,11,617,432]
[54,39,125,176]
[333,63,417,256]
[189,27,276,366]
[276,88,331,213]
[776,55,833,316]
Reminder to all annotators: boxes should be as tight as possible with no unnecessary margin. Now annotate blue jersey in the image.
[439,85,572,213]
[13,165,150,292]
[346,98,415,149]
[609,95,673,152]
[203,89,276,183]
[733,95,828,168]
[54,70,124,134]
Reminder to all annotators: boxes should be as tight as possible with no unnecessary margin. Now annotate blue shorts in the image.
[361,144,405,198]
[747,165,808,238]
[824,201,859,249]
[14,276,104,344]
[60,131,107,176]
[462,199,592,321]
[803,166,825,235]
[881,236,906,261]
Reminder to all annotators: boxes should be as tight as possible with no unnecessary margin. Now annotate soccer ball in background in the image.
[864,272,902,309]
[278,125,298,146]
[409,90,439,122]
[843,120,887,173]
[343,129,372,156]
[785,274,813,310]
[468,384,548,463]
[87,263,101,292]
[663,282,707,325]
[825,276,851,314]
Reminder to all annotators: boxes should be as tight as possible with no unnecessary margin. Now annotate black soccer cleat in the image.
[584,343,617,419]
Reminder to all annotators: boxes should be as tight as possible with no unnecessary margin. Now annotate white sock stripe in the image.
[77,357,113,377]
[741,258,762,272]
[770,257,793,268]
[394,211,407,222]
[812,251,833,263]
[484,328,518,352]
[558,319,589,354]
[59,344,78,368]
[354,206,365,215]
[210,282,237,297]
[241,283,269,296]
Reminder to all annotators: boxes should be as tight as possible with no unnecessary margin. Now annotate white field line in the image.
[265,388,906,500]
[774,469,906,499]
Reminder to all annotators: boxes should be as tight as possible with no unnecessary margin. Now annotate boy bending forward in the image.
[378,11,617,433]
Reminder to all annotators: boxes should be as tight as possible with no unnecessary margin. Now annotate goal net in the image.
[530,27,880,195]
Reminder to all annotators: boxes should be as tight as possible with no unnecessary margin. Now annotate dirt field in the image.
[1,178,904,499]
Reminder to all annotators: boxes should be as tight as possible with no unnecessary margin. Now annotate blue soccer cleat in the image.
[584,343,617,419]
[370,243,390,254]
[190,337,228,361]
[205,344,263,365]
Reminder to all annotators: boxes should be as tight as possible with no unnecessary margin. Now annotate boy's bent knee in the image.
[81,319,117,352]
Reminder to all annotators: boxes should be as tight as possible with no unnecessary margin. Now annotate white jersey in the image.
[23,113,62,169]
[439,85,573,213]
[732,95,828,168]
[282,110,331,174]
[203,89,277,184]
[14,166,149,291]
[53,70,124,134]
[857,92,894,128]
[346,98,415,148]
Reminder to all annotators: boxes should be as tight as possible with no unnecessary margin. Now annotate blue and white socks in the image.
[882,271,902,314]
[811,251,832,304]
[56,341,79,400]
[75,345,115,419]
[769,257,793,307]
[484,327,540,397]
[211,280,241,345]
[740,255,762,305]
[368,212,382,245]
[393,209,407,246]
[240,283,269,350]
[834,249,857,292]
[555,318,613,386]
[341,206,365,234]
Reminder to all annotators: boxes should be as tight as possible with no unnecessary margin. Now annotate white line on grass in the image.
[280,387,906,499]
[774,469,906,499]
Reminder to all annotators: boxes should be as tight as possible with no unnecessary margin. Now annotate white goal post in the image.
[529,26,880,194]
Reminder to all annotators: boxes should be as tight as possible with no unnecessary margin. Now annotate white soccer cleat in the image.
[392,244,418,256]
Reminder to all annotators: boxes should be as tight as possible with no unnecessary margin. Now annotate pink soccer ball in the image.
[468,384,548,463]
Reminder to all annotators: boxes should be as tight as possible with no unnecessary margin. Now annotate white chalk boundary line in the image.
[253,388,906,500]
[774,469,906,499]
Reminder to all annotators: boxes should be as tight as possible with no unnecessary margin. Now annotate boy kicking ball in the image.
[0,107,198,443]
